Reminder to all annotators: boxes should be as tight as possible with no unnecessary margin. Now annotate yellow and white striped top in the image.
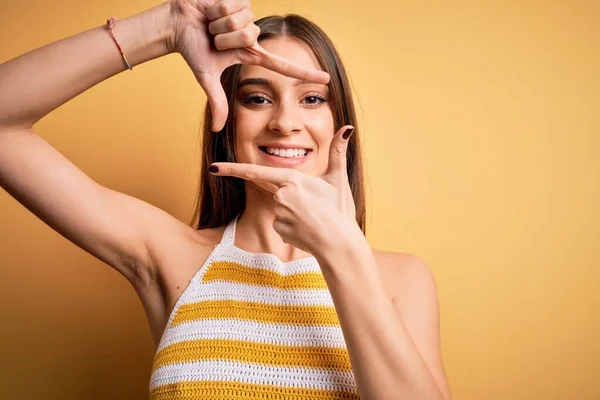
[149,215,360,400]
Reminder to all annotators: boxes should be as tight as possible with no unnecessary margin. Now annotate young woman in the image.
[0,0,451,399]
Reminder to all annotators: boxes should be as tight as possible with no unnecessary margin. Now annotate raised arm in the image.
[0,3,179,286]
[0,0,329,288]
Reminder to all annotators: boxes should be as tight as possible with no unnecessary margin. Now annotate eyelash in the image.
[241,93,328,108]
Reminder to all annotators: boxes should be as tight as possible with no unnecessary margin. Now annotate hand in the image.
[208,125,360,255]
[167,0,330,131]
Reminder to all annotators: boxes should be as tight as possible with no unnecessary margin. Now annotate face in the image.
[233,37,335,177]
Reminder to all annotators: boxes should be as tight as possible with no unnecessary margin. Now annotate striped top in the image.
[149,215,360,399]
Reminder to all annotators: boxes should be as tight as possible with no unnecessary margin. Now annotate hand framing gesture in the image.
[209,125,358,254]
[169,0,330,131]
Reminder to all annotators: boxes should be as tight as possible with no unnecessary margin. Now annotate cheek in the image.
[307,116,334,133]
[306,110,335,151]
[233,107,268,161]
[234,107,254,137]
[234,106,273,134]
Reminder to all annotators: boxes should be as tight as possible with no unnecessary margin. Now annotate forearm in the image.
[316,238,445,400]
[0,2,173,130]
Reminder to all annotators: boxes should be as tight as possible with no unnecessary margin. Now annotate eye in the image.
[301,94,327,107]
[241,95,272,106]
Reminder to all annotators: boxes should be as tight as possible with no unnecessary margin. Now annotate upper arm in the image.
[390,254,452,400]
[0,129,187,286]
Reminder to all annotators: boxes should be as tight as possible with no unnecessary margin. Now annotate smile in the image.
[258,146,313,165]
[259,146,310,158]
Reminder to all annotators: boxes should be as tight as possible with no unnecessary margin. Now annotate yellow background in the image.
[0,0,598,399]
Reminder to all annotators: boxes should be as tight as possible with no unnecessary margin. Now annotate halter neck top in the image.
[149,215,360,399]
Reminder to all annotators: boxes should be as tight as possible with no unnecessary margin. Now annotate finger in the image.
[214,24,260,50]
[208,162,295,189]
[208,7,254,35]
[196,72,229,131]
[251,44,330,84]
[272,219,293,242]
[252,181,279,194]
[326,125,354,179]
[205,0,248,21]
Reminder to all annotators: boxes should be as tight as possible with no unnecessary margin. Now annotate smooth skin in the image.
[0,1,450,399]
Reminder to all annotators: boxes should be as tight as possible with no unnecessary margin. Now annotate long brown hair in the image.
[190,14,366,233]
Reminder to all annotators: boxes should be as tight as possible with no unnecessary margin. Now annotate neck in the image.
[235,182,312,262]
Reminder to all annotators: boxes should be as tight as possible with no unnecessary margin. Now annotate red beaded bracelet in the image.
[106,17,132,70]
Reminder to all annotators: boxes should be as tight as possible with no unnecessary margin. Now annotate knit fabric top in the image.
[149,215,360,400]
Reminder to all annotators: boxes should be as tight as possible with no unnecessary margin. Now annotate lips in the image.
[258,146,312,165]
[259,146,312,157]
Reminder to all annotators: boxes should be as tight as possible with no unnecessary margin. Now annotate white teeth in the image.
[265,147,308,158]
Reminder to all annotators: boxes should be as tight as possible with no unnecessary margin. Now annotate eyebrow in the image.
[236,77,319,90]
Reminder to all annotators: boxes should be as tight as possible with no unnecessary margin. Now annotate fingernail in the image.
[208,165,219,173]
[342,127,354,140]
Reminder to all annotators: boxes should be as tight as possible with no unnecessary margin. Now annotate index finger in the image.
[209,162,295,189]
[251,44,330,84]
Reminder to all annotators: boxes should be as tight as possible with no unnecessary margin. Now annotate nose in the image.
[267,100,302,135]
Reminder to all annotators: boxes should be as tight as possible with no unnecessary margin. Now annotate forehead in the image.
[239,37,323,80]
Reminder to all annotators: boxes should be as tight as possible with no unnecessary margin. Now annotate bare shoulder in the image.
[371,249,451,399]
[149,222,225,302]
[371,248,438,302]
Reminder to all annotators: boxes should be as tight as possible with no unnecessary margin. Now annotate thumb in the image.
[327,125,354,177]
[196,71,229,132]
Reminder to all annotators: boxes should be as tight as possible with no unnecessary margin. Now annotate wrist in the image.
[313,216,368,262]
[111,2,174,68]
[315,232,376,286]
